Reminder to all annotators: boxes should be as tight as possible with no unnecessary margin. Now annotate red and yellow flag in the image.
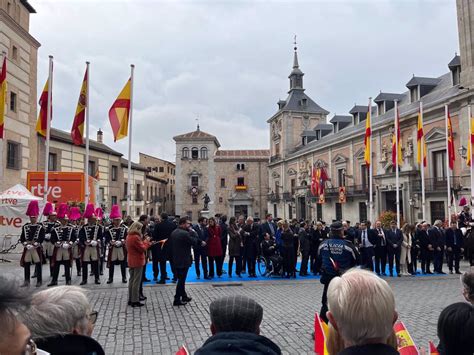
[314,313,329,355]
[417,110,427,167]
[467,115,474,167]
[447,110,455,170]
[392,106,403,166]
[394,322,419,355]
[109,78,131,142]
[428,341,439,355]
[0,57,6,139]
[36,79,52,137]
[71,68,88,145]
[364,105,371,166]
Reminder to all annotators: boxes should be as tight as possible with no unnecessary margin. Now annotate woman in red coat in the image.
[207,217,222,278]
[126,222,151,307]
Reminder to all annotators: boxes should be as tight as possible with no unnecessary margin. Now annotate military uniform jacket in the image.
[458,211,472,228]
[42,221,61,242]
[20,223,45,266]
[52,224,76,244]
[105,226,128,245]
[79,224,104,247]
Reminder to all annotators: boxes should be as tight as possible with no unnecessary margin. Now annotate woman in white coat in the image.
[400,223,413,276]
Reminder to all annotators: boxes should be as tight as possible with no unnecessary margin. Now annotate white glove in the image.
[62,243,71,249]
[115,241,122,247]
[44,234,51,241]
[91,240,98,247]
[26,244,33,250]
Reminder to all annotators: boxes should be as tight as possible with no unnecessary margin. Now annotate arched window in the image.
[182,147,189,159]
[200,147,208,159]
[191,147,199,160]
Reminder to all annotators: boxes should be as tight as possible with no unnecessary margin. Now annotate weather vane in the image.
[294,34,297,50]
[195,116,200,131]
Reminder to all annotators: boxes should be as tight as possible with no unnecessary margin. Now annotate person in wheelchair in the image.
[261,234,283,276]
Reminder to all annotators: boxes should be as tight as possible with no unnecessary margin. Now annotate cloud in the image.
[31,0,458,161]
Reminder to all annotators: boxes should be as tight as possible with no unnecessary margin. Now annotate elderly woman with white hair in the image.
[20,286,104,355]
[326,269,399,354]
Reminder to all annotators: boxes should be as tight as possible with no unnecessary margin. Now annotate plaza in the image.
[0,257,468,354]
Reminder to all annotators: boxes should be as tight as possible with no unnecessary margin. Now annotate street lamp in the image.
[459,145,468,160]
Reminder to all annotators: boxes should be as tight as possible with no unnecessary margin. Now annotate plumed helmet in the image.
[42,202,55,216]
[83,203,96,219]
[26,200,40,217]
[69,207,82,221]
[110,205,121,219]
[460,197,468,207]
[57,203,69,219]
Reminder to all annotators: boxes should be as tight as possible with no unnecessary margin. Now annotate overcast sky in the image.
[30,0,458,163]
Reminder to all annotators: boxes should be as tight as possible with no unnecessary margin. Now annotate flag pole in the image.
[395,100,400,228]
[126,64,135,217]
[420,101,426,221]
[85,61,90,206]
[43,55,53,202]
[368,97,373,223]
[469,104,474,206]
[0,51,6,188]
[445,104,452,220]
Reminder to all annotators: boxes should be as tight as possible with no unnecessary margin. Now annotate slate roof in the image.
[374,92,406,103]
[120,158,148,172]
[448,55,461,69]
[406,76,441,88]
[48,128,122,157]
[349,105,370,114]
[173,129,221,147]
[276,89,330,115]
[301,130,317,137]
[329,115,352,123]
[313,123,333,132]
[279,72,460,161]
[20,0,36,13]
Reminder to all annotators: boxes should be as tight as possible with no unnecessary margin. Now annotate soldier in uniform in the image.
[95,207,106,276]
[105,205,128,284]
[79,203,103,285]
[70,206,83,276]
[42,202,60,277]
[20,200,45,287]
[48,203,75,286]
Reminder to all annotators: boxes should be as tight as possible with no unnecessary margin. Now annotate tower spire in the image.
[293,35,299,69]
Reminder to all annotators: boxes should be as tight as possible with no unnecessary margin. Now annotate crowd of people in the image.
[1,268,473,354]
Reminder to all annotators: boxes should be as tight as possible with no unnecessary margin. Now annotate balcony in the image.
[235,185,247,191]
[282,192,294,202]
[412,177,462,193]
[268,193,280,203]
[324,185,369,197]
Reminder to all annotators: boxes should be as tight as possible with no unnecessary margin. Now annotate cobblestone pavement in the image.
[0,256,469,354]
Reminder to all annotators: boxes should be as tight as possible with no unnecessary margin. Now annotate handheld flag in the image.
[467,115,474,167]
[314,313,329,355]
[71,68,88,145]
[364,105,371,166]
[392,107,403,166]
[109,78,131,142]
[36,79,52,137]
[175,345,189,355]
[428,341,439,355]
[394,321,419,355]
[0,56,6,139]
[417,110,427,167]
[447,110,455,170]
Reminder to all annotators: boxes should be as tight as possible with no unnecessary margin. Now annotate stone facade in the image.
[139,152,175,215]
[0,0,40,192]
[174,129,269,222]
[268,0,474,225]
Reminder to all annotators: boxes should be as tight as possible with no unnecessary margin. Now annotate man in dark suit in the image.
[152,213,177,284]
[431,220,446,274]
[419,222,433,274]
[193,217,210,280]
[260,214,277,241]
[170,217,205,306]
[373,220,388,276]
[386,220,403,277]
[445,221,464,274]
[357,221,377,271]
[217,215,228,276]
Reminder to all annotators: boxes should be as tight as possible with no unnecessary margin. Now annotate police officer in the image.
[20,200,45,287]
[48,203,75,286]
[317,221,359,323]
[105,205,128,284]
[79,204,103,285]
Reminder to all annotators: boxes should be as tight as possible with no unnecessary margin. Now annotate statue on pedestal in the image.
[202,194,211,211]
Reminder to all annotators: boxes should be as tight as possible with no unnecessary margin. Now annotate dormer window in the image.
[448,55,461,86]
[377,102,384,116]
[410,87,419,103]
[300,98,307,107]
[315,131,321,140]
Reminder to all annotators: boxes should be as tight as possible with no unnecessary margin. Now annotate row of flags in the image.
[0,56,131,143]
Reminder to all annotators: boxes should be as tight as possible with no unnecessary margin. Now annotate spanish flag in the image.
[71,68,88,145]
[467,115,474,167]
[447,110,455,170]
[429,341,439,355]
[109,78,131,142]
[417,110,427,167]
[394,322,419,355]
[392,106,403,166]
[0,57,6,139]
[364,103,371,166]
[36,79,51,137]
[314,313,329,355]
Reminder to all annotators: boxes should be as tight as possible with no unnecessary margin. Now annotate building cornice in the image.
[0,10,41,48]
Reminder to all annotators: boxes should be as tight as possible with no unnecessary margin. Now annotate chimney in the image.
[97,129,103,143]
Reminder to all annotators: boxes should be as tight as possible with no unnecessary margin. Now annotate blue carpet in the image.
[143,261,445,284]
